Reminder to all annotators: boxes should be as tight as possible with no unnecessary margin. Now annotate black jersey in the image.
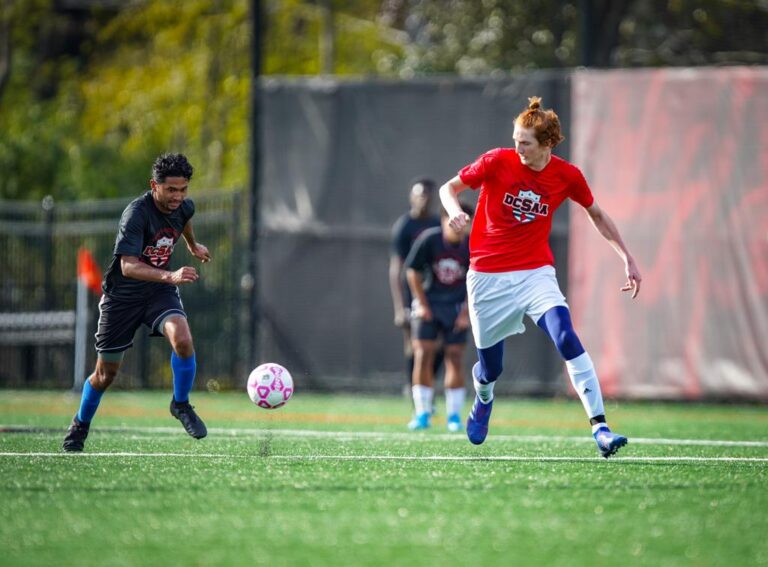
[102,191,195,299]
[391,212,441,308]
[391,213,441,261]
[404,227,470,306]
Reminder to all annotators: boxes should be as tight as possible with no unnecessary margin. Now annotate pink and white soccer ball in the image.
[247,363,294,409]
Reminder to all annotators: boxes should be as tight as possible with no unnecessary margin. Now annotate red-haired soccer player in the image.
[439,97,642,458]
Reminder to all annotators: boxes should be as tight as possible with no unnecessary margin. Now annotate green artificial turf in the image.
[1,391,766,566]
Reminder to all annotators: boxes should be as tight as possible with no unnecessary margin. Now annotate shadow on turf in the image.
[0,427,62,434]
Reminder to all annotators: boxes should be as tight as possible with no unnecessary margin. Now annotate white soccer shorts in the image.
[466,265,568,349]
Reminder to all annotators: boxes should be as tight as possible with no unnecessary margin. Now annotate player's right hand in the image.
[454,311,470,332]
[412,303,432,322]
[394,307,410,328]
[170,266,199,285]
[448,212,470,232]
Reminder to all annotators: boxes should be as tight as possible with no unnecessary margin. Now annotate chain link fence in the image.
[0,190,246,391]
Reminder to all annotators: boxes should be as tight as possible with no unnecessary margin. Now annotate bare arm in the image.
[182,221,197,248]
[585,202,642,298]
[406,268,432,321]
[389,255,408,327]
[120,255,199,285]
[182,221,211,263]
[439,176,471,231]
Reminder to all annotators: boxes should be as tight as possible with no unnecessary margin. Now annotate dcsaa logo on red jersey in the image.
[503,189,550,223]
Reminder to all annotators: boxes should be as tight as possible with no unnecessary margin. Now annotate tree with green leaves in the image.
[1,0,766,200]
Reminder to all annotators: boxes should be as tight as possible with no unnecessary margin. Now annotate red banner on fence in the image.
[570,67,768,401]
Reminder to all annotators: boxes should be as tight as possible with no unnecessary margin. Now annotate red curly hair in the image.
[515,96,565,148]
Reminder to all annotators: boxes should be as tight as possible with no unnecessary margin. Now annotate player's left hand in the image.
[189,243,212,263]
[621,257,642,298]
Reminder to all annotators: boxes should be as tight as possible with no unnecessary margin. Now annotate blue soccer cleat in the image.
[446,413,463,433]
[593,426,628,458]
[466,396,493,445]
[408,411,431,431]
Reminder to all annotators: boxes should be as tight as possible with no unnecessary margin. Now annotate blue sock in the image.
[536,306,585,360]
[476,340,505,383]
[171,352,197,403]
[76,379,104,424]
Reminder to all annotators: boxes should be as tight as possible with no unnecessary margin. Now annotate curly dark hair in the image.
[151,153,194,182]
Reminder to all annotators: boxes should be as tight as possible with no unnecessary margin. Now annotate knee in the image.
[444,346,463,367]
[477,342,504,382]
[91,367,117,390]
[173,338,195,358]
[164,317,194,357]
[413,341,435,359]
[555,329,584,361]
[539,306,584,360]
[483,359,503,382]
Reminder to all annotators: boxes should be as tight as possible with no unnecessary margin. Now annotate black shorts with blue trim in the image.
[95,287,186,354]
[411,302,468,345]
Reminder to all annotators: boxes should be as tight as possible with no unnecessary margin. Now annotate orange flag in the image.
[77,248,103,295]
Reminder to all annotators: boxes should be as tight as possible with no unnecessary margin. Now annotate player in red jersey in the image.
[439,97,642,457]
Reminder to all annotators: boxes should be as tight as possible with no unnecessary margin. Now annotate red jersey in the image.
[459,148,594,272]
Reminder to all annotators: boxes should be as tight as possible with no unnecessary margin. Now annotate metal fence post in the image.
[41,195,55,311]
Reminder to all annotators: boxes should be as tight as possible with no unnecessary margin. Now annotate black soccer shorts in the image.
[95,287,187,354]
[411,302,468,345]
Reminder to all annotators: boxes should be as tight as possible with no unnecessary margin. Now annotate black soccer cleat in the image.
[170,399,208,439]
[62,416,90,452]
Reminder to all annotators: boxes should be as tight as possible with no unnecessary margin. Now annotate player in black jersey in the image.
[63,153,211,452]
[389,179,443,398]
[404,203,473,431]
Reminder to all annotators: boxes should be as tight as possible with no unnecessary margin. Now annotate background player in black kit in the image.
[63,153,212,452]
[389,178,443,398]
[404,203,473,432]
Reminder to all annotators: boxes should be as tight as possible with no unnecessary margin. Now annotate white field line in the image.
[2,424,768,448]
[0,452,767,463]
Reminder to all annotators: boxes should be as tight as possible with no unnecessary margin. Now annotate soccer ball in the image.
[247,363,294,409]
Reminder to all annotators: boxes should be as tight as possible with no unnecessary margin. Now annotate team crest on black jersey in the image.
[433,256,466,286]
[503,189,550,223]
[143,228,178,267]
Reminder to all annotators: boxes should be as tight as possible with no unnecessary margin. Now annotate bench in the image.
[0,311,76,345]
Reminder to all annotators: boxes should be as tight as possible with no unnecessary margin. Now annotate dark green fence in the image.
[0,190,247,391]
[2,75,576,397]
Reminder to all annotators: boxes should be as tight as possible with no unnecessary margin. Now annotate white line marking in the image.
[0,452,767,463]
[3,424,768,447]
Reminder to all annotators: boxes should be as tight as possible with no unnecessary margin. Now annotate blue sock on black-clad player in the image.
[76,378,104,424]
[171,352,197,403]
